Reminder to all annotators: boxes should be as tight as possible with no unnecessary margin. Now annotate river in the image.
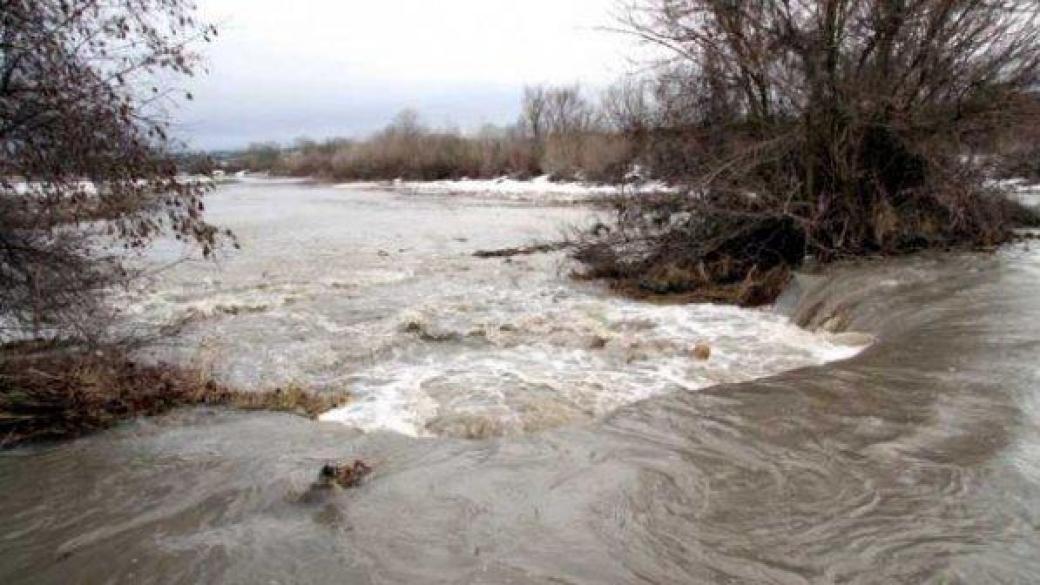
[1,180,1038,583]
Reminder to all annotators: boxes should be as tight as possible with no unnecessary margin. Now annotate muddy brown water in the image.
[2,182,1040,583]
[107,180,863,438]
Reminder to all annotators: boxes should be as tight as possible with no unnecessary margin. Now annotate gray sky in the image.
[177,0,641,150]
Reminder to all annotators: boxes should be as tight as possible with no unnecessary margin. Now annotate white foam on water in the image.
[319,295,870,437]
[120,267,415,333]
[124,180,870,438]
[319,365,441,437]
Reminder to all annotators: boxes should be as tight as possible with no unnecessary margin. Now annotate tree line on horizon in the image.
[227,83,648,183]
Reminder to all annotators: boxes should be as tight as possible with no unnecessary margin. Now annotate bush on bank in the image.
[570,0,1040,304]
[0,345,349,448]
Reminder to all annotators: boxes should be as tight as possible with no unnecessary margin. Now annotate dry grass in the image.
[229,384,350,417]
[235,111,637,183]
[0,347,350,448]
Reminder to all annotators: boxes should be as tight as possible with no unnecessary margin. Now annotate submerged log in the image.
[319,460,373,488]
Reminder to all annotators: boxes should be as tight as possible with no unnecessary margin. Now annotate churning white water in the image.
[120,179,866,438]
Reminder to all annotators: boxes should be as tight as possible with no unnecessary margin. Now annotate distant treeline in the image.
[223,84,650,183]
[211,78,1040,188]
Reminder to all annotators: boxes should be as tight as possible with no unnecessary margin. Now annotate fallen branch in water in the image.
[0,346,350,449]
[473,241,572,258]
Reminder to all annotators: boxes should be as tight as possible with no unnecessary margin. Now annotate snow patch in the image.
[335,175,673,203]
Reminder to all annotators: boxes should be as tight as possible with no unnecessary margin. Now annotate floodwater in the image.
[116,180,862,438]
[2,180,1040,584]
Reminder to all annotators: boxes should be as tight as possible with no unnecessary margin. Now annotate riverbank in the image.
[0,346,350,448]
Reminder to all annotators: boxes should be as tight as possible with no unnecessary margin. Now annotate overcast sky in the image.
[176,0,642,150]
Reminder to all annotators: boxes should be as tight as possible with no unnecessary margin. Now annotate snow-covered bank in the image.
[991,177,1040,206]
[334,175,673,203]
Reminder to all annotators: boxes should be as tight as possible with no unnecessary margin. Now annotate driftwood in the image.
[473,241,571,258]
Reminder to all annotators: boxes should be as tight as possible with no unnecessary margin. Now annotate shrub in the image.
[573,0,1040,304]
[1,0,227,339]
[0,345,350,448]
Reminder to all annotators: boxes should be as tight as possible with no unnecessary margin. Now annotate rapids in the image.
[117,180,863,438]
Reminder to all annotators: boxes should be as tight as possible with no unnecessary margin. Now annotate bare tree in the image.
[544,85,596,136]
[521,85,602,177]
[386,108,425,139]
[520,86,549,143]
[574,0,1040,303]
[1,0,225,339]
[602,78,653,134]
